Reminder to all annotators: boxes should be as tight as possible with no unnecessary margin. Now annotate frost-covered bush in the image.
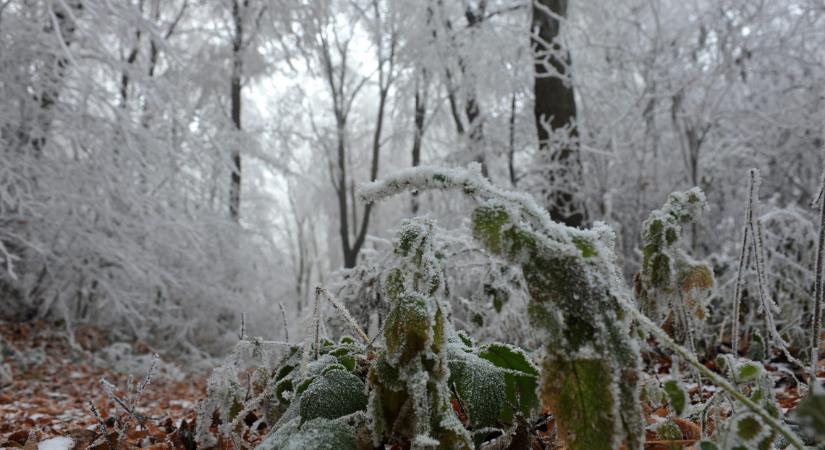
[367,219,473,448]
[636,188,714,328]
[695,356,783,450]
[197,217,539,449]
[0,0,290,358]
[362,165,645,450]
[196,165,814,449]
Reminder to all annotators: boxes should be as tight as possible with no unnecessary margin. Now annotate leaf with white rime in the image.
[477,343,539,422]
[447,345,505,428]
[663,379,687,416]
[299,368,368,422]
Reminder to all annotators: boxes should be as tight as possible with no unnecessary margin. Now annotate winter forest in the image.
[1,0,825,448]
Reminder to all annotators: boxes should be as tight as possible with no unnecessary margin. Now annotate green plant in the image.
[362,167,645,450]
[361,166,805,450]
[635,188,713,340]
[367,219,473,449]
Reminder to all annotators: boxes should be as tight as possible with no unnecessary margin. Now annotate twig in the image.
[317,287,370,344]
[88,401,108,437]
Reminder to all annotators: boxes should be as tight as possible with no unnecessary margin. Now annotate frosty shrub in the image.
[196,165,807,449]
[362,165,645,450]
[636,188,714,329]
[197,218,539,449]
[695,356,782,450]
[367,219,473,448]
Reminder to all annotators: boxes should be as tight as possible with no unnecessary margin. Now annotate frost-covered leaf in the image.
[448,345,505,428]
[735,361,763,384]
[471,202,644,450]
[477,343,539,421]
[367,220,473,449]
[695,440,720,450]
[663,379,687,416]
[257,417,356,450]
[792,388,825,440]
[299,368,367,422]
[637,188,711,326]
[656,419,683,441]
[731,413,768,444]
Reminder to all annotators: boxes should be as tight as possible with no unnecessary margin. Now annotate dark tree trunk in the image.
[531,0,586,227]
[411,70,427,214]
[229,0,245,222]
[508,92,517,186]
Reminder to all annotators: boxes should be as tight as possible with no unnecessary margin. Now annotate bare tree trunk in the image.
[411,69,428,214]
[323,4,395,268]
[229,0,245,222]
[531,0,586,227]
[508,92,517,186]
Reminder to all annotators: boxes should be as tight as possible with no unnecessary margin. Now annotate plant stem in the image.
[811,168,825,390]
[615,292,805,449]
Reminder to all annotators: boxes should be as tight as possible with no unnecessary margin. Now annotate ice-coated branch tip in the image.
[358,164,567,241]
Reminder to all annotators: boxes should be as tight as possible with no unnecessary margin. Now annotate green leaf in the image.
[656,419,682,440]
[735,361,763,383]
[299,369,368,422]
[734,413,763,441]
[275,378,294,405]
[258,417,356,450]
[478,343,539,422]
[792,388,825,439]
[695,440,720,450]
[478,343,538,376]
[448,346,505,428]
[663,379,687,416]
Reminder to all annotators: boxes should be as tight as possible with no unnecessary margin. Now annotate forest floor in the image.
[0,321,203,449]
[0,321,820,449]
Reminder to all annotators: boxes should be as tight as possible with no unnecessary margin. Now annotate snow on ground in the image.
[37,436,74,450]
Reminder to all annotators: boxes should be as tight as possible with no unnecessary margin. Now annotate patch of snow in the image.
[37,437,74,450]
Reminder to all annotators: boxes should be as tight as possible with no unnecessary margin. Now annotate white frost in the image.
[37,437,74,450]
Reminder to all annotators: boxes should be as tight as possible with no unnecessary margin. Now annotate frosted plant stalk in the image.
[612,292,805,449]
[811,163,825,389]
[730,190,752,356]
[744,169,802,367]
[318,287,370,344]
